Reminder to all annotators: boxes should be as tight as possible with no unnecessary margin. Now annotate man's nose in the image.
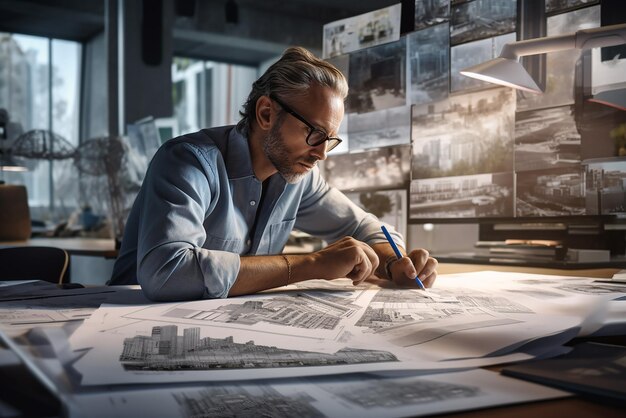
[311,141,328,161]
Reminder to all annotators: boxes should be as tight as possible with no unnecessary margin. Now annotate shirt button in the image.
[250,200,256,206]
[246,239,251,246]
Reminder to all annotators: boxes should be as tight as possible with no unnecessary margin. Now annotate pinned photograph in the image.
[545,0,599,15]
[407,23,449,106]
[348,105,411,151]
[516,167,586,217]
[584,158,626,215]
[347,39,407,114]
[324,145,411,191]
[345,189,407,238]
[411,88,515,180]
[450,0,516,46]
[515,105,581,172]
[326,53,350,85]
[322,3,401,59]
[414,0,449,31]
[409,172,514,220]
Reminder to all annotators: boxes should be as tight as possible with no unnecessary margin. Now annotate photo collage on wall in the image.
[322,0,626,227]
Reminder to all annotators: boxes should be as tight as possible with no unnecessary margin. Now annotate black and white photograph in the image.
[348,105,411,151]
[584,158,626,215]
[322,3,402,58]
[451,32,515,92]
[545,0,599,15]
[409,172,514,220]
[415,0,450,31]
[408,22,449,106]
[517,5,600,111]
[326,53,349,85]
[515,105,582,172]
[345,189,407,238]
[516,168,586,217]
[347,38,407,114]
[450,0,517,46]
[327,116,350,155]
[411,87,515,180]
[324,145,411,191]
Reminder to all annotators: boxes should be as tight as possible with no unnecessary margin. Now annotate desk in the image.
[437,262,621,279]
[0,237,118,258]
[1,264,624,417]
[436,264,625,418]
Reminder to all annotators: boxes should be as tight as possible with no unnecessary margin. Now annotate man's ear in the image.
[255,95,273,132]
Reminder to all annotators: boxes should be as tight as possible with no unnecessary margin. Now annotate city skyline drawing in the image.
[120,325,398,371]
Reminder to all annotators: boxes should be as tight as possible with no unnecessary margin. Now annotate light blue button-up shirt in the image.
[110,126,404,300]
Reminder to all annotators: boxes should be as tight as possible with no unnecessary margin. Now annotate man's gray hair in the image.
[237,47,348,135]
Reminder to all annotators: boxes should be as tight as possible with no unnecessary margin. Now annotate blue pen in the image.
[381,225,426,290]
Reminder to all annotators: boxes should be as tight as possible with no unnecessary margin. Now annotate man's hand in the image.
[311,236,379,284]
[387,249,438,288]
[369,243,438,288]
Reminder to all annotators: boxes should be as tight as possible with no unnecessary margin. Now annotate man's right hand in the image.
[310,236,379,284]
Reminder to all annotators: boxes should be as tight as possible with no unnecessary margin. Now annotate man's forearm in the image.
[228,254,316,296]
[229,237,382,296]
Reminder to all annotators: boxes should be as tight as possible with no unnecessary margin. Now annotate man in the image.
[110,47,438,300]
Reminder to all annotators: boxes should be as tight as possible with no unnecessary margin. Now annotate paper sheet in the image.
[68,274,605,385]
[67,369,569,418]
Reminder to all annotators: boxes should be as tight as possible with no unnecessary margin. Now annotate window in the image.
[172,57,258,136]
[0,33,81,221]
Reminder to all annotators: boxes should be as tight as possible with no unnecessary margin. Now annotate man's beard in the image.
[263,122,318,184]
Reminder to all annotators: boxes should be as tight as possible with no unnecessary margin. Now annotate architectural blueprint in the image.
[68,369,569,418]
[65,271,626,385]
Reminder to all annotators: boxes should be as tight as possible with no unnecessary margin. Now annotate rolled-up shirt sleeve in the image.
[136,142,240,301]
[295,167,405,249]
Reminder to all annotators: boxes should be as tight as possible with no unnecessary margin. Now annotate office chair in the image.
[0,246,69,284]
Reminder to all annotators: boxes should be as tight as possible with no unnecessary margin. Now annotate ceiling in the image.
[0,0,398,64]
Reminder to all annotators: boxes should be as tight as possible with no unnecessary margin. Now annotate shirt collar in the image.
[224,127,256,180]
[223,126,288,190]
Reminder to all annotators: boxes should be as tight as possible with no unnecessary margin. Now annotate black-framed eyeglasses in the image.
[269,94,342,152]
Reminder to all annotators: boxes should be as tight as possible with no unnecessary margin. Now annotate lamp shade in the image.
[460,23,626,94]
[460,57,543,94]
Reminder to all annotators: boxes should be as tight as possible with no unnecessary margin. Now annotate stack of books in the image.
[474,240,567,264]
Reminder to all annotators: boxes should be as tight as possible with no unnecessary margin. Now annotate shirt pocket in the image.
[203,234,245,254]
[268,218,296,254]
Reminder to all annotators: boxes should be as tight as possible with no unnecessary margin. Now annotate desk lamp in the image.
[460,23,626,102]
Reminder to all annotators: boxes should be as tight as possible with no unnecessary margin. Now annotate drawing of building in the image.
[183,327,200,352]
[173,386,322,418]
[120,326,398,371]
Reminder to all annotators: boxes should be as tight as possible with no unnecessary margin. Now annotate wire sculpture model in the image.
[12,129,76,160]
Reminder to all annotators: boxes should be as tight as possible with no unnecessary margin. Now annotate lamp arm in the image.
[575,23,626,50]
[500,23,626,60]
[500,34,575,60]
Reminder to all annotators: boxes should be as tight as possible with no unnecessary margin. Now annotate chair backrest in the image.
[0,246,69,284]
